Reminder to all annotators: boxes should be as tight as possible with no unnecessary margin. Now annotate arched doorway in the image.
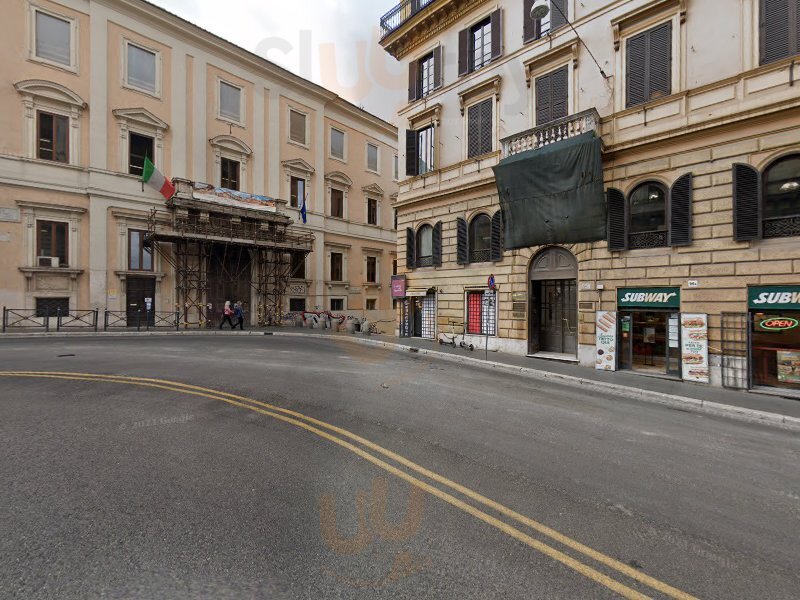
[528,247,578,356]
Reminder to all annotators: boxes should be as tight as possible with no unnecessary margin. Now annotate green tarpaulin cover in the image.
[492,131,606,249]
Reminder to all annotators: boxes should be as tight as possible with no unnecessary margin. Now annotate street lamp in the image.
[530,0,550,20]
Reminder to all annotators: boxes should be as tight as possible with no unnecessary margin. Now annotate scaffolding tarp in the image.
[492,131,606,249]
[191,183,278,213]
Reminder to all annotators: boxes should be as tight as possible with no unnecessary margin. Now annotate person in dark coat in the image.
[234,301,245,330]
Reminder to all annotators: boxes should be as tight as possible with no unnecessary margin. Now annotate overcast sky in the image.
[152,0,405,124]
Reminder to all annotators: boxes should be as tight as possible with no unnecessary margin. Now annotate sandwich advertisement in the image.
[681,313,709,384]
[595,311,618,371]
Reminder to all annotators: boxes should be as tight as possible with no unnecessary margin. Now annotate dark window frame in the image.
[627,181,669,249]
[128,132,154,177]
[416,224,434,267]
[467,98,493,159]
[366,256,378,283]
[220,157,240,191]
[468,214,492,263]
[470,17,493,72]
[366,298,377,311]
[36,297,69,318]
[367,198,378,225]
[417,125,435,175]
[289,298,307,312]
[37,110,69,163]
[760,0,800,65]
[290,176,305,209]
[36,220,68,267]
[290,252,306,279]
[762,154,800,238]
[625,21,673,109]
[128,229,153,272]
[330,188,345,219]
[330,298,345,312]
[330,252,344,281]
[419,52,435,98]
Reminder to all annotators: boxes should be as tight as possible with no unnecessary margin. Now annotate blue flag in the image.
[299,192,308,224]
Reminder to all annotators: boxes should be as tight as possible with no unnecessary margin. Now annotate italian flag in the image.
[142,156,176,200]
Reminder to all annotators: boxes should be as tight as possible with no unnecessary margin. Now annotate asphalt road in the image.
[0,336,798,600]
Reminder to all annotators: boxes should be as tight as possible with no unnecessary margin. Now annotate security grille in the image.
[466,290,496,335]
[470,249,491,263]
[629,231,668,249]
[721,312,751,390]
[763,216,800,239]
[35,297,69,317]
[421,293,436,339]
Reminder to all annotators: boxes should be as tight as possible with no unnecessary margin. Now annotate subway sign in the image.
[758,317,800,332]
[749,286,800,310]
[617,288,681,309]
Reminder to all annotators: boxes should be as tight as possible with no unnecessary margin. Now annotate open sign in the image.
[759,317,800,331]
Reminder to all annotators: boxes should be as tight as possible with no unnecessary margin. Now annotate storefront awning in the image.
[492,131,606,249]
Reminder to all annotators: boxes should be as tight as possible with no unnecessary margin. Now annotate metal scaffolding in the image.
[146,179,314,328]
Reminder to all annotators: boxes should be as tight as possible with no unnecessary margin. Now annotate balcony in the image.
[380,0,440,39]
[500,108,601,159]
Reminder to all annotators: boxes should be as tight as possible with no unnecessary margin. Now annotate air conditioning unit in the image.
[38,256,59,268]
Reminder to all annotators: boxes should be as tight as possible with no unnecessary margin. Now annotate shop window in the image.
[466,290,496,335]
[37,111,69,163]
[330,252,343,281]
[221,157,240,190]
[36,297,69,317]
[128,230,153,271]
[734,156,800,240]
[468,214,492,263]
[37,220,68,267]
[330,298,344,312]
[128,133,154,177]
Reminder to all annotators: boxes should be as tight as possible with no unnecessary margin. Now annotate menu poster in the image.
[681,313,710,384]
[595,311,618,371]
[777,351,800,384]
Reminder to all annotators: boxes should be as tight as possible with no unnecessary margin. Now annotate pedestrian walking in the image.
[219,300,235,329]
[234,301,245,330]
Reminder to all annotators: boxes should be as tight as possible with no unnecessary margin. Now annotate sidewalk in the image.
[3,325,800,429]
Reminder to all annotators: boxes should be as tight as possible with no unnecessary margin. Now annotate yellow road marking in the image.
[0,371,700,600]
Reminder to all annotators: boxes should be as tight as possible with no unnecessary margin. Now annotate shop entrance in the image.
[402,291,436,339]
[751,311,800,391]
[528,247,578,356]
[618,311,682,376]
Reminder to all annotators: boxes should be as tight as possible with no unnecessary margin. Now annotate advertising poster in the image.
[595,311,617,371]
[681,313,710,384]
[777,351,800,384]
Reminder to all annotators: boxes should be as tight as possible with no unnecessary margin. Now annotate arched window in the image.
[416,224,433,267]
[764,155,800,223]
[628,181,668,248]
[469,214,491,263]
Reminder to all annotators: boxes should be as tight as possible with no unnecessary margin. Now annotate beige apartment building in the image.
[381,0,800,393]
[0,0,398,329]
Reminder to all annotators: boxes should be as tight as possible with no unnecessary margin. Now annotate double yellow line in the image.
[0,371,699,600]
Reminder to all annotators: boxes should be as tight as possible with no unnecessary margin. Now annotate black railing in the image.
[628,231,668,250]
[57,309,99,332]
[2,307,51,332]
[3,306,182,333]
[380,0,439,38]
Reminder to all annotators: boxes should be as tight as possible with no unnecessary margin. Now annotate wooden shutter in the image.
[523,0,536,43]
[535,72,552,126]
[607,188,628,251]
[490,9,503,61]
[551,0,568,31]
[648,22,672,101]
[551,66,569,121]
[490,211,504,262]
[408,60,419,103]
[405,130,418,177]
[626,31,647,107]
[760,0,792,65]
[456,217,469,265]
[458,28,470,76]
[406,227,416,269]
[468,99,493,158]
[669,173,693,247]
[433,221,443,267]
[733,164,762,241]
[433,46,443,89]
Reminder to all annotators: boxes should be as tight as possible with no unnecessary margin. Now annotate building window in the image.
[469,214,492,263]
[34,10,72,67]
[471,18,492,72]
[128,230,153,271]
[393,154,399,181]
[330,252,343,281]
[419,52,435,98]
[393,209,398,230]
[128,133,154,177]
[291,252,306,279]
[37,111,69,163]
[219,81,242,123]
[37,220,68,267]
[367,143,380,173]
[221,157,240,190]
[393,259,398,275]
[409,47,442,102]
[524,0,567,43]
[289,298,307,312]
[763,155,800,237]
[466,290,496,335]
[330,298,344,312]
[535,65,569,126]
[761,0,800,65]
[367,198,378,225]
[366,299,377,311]
[126,42,157,94]
[366,256,377,283]
[331,189,344,218]
[36,297,69,318]
[290,109,307,145]
[467,98,493,158]
[626,22,672,108]
[331,128,345,160]
[406,126,435,177]
[416,224,433,268]
[290,176,305,209]
[629,182,668,248]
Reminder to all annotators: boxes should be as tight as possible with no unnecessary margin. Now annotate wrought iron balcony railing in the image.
[380,0,439,38]
[500,108,601,158]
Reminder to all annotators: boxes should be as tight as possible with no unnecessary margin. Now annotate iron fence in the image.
[2,307,51,332]
[57,309,99,331]
[380,0,438,38]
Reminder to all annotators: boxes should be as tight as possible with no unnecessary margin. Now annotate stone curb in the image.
[2,329,798,432]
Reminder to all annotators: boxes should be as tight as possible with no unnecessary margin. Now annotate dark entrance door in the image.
[208,245,252,327]
[126,277,156,327]
[528,247,579,356]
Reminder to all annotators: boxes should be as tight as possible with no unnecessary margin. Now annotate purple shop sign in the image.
[391,275,407,299]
